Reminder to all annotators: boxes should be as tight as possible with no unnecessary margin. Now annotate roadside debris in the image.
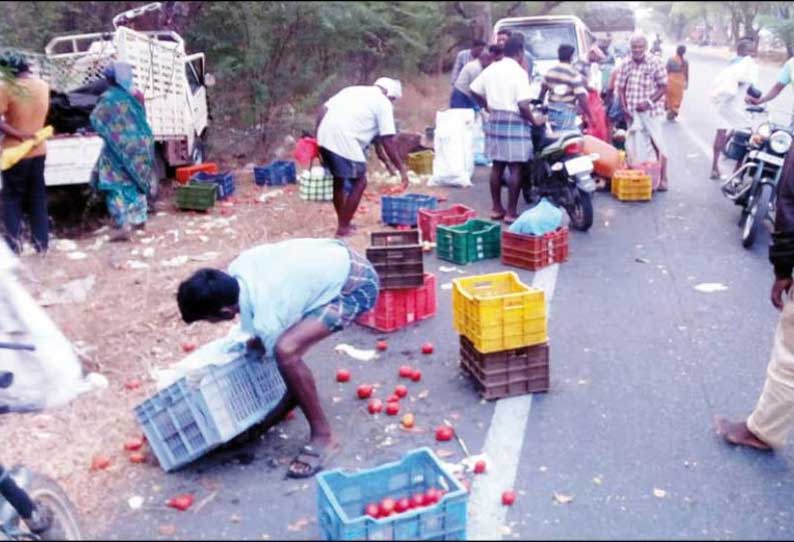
[694,283,728,293]
[335,343,378,361]
[38,275,95,306]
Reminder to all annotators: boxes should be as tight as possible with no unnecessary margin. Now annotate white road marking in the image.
[467,264,559,540]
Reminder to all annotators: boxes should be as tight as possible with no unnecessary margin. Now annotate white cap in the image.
[374,77,402,99]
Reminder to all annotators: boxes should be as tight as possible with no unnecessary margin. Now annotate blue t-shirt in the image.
[777,57,794,86]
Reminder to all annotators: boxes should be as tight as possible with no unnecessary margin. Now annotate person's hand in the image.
[745,95,761,106]
[635,101,650,113]
[771,277,792,310]
[400,172,410,191]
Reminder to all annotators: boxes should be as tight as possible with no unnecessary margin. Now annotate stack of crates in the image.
[501,227,569,271]
[611,169,652,201]
[189,170,236,200]
[417,204,476,243]
[175,162,218,185]
[359,230,436,333]
[175,183,217,211]
[436,219,500,265]
[452,272,550,398]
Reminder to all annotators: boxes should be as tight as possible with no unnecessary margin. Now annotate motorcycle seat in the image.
[540,131,582,158]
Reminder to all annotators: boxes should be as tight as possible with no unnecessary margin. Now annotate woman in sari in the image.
[665,45,689,121]
[90,62,156,241]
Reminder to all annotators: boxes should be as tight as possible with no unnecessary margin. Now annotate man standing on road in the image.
[0,53,50,254]
[316,77,409,237]
[450,39,487,87]
[494,28,534,80]
[617,33,669,191]
[716,151,794,452]
[177,238,379,477]
[450,51,493,110]
[470,35,535,225]
[538,44,593,133]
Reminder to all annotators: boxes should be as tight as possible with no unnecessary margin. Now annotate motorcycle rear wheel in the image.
[741,183,773,249]
[567,187,594,232]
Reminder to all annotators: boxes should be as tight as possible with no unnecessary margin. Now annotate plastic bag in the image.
[473,113,489,166]
[625,116,655,166]
[508,198,563,236]
[293,137,319,168]
[429,109,474,187]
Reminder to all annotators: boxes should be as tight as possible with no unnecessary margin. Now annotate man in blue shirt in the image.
[176,238,379,478]
[746,55,794,109]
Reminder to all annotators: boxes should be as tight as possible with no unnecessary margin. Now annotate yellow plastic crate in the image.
[452,272,547,353]
[406,150,433,175]
[611,169,652,201]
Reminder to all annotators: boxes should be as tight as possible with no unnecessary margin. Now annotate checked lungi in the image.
[484,109,534,163]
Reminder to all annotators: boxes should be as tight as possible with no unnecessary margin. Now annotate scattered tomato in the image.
[387,394,400,404]
[394,385,408,398]
[474,460,487,474]
[421,342,434,354]
[385,402,400,416]
[336,369,351,383]
[401,413,415,429]
[435,425,454,442]
[410,493,426,509]
[181,342,196,353]
[357,384,374,399]
[395,497,411,513]
[90,455,111,471]
[501,490,516,506]
[379,498,396,518]
[410,369,422,382]
[167,494,194,511]
[365,503,380,519]
[398,365,414,378]
[129,452,147,464]
[124,379,142,391]
[368,399,384,414]
[123,437,145,451]
[376,340,388,352]
[425,488,441,505]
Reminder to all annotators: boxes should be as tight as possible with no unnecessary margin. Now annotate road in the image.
[100,49,794,540]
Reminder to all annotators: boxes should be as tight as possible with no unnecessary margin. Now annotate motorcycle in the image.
[521,100,596,231]
[720,105,793,248]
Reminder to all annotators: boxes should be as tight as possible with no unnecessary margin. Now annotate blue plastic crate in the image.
[381,194,438,227]
[190,170,236,200]
[254,160,297,186]
[134,353,287,472]
[316,447,467,540]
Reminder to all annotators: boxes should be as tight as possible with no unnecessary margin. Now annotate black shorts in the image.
[319,146,367,180]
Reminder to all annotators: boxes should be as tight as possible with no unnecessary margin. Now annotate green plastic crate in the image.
[176,183,216,211]
[436,219,501,265]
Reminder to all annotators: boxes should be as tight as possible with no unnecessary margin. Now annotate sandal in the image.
[503,215,518,225]
[489,212,505,221]
[286,444,339,479]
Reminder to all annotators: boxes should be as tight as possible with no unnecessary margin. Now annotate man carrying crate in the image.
[315,77,410,238]
[176,238,379,478]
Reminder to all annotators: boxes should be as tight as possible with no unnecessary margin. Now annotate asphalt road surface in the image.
[101,48,794,540]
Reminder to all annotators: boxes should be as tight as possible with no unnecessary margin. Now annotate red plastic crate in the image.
[418,204,477,243]
[501,227,569,271]
[356,273,437,333]
[176,162,219,184]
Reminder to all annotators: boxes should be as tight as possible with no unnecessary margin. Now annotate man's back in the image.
[0,77,50,157]
[544,62,586,105]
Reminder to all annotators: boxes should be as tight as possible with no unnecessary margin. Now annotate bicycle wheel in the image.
[19,473,82,541]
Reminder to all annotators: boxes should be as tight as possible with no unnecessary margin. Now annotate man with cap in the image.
[316,77,410,237]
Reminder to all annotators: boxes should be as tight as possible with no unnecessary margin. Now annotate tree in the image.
[761,2,794,57]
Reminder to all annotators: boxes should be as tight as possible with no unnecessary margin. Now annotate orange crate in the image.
[176,163,219,184]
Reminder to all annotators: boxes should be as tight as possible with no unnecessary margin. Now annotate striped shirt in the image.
[543,63,587,105]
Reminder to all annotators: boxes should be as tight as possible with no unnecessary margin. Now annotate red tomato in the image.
[336,369,351,383]
[502,490,516,506]
[410,369,422,382]
[379,498,396,517]
[124,379,142,391]
[357,384,374,399]
[168,494,194,511]
[394,385,408,398]
[376,340,388,351]
[385,402,400,416]
[474,460,487,474]
[411,493,426,508]
[421,342,434,354]
[395,497,411,513]
[398,365,413,378]
[181,342,196,353]
[128,452,147,464]
[387,394,400,404]
[435,425,454,442]
[90,455,111,471]
[368,399,383,414]
[401,413,415,429]
[123,437,145,451]
[365,503,380,519]
[425,488,441,505]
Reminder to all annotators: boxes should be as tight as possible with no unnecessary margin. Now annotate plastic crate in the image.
[175,162,218,184]
[357,273,436,333]
[300,170,334,201]
[190,170,236,200]
[406,150,434,175]
[436,219,500,265]
[452,271,547,353]
[381,194,438,227]
[501,227,569,271]
[459,335,549,399]
[254,160,297,186]
[366,231,424,290]
[316,447,467,541]
[134,353,287,472]
[175,183,217,211]
[417,204,476,243]
[611,169,652,201]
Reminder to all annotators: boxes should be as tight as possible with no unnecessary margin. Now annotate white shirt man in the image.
[469,56,533,114]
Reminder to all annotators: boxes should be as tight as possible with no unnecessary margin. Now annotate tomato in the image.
[376,340,388,351]
[124,379,142,390]
[410,369,422,382]
[395,497,411,513]
[421,342,434,354]
[365,503,380,519]
[123,437,145,451]
[385,402,400,416]
[336,369,351,383]
[474,460,487,474]
[90,455,111,471]
[398,365,413,378]
[401,413,415,429]
[435,425,454,442]
[379,498,396,517]
[410,493,426,508]
[128,452,147,464]
[394,385,408,398]
[425,488,441,505]
[387,394,400,404]
[181,342,196,353]
[168,494,194,511]
[357,384,374,399]
[368,399,383,414]
[501,490,516,506]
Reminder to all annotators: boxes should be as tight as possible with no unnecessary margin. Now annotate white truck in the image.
[5,3,210,188]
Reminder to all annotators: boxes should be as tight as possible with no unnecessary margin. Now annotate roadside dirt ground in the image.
[0,74,450,528]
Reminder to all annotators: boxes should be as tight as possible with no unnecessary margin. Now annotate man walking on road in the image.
[617,34,669,191]
[717,151,794,451]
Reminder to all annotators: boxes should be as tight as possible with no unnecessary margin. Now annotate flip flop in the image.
[503,216,518,225]
[489,212,505,221]
[286,444,339,479]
